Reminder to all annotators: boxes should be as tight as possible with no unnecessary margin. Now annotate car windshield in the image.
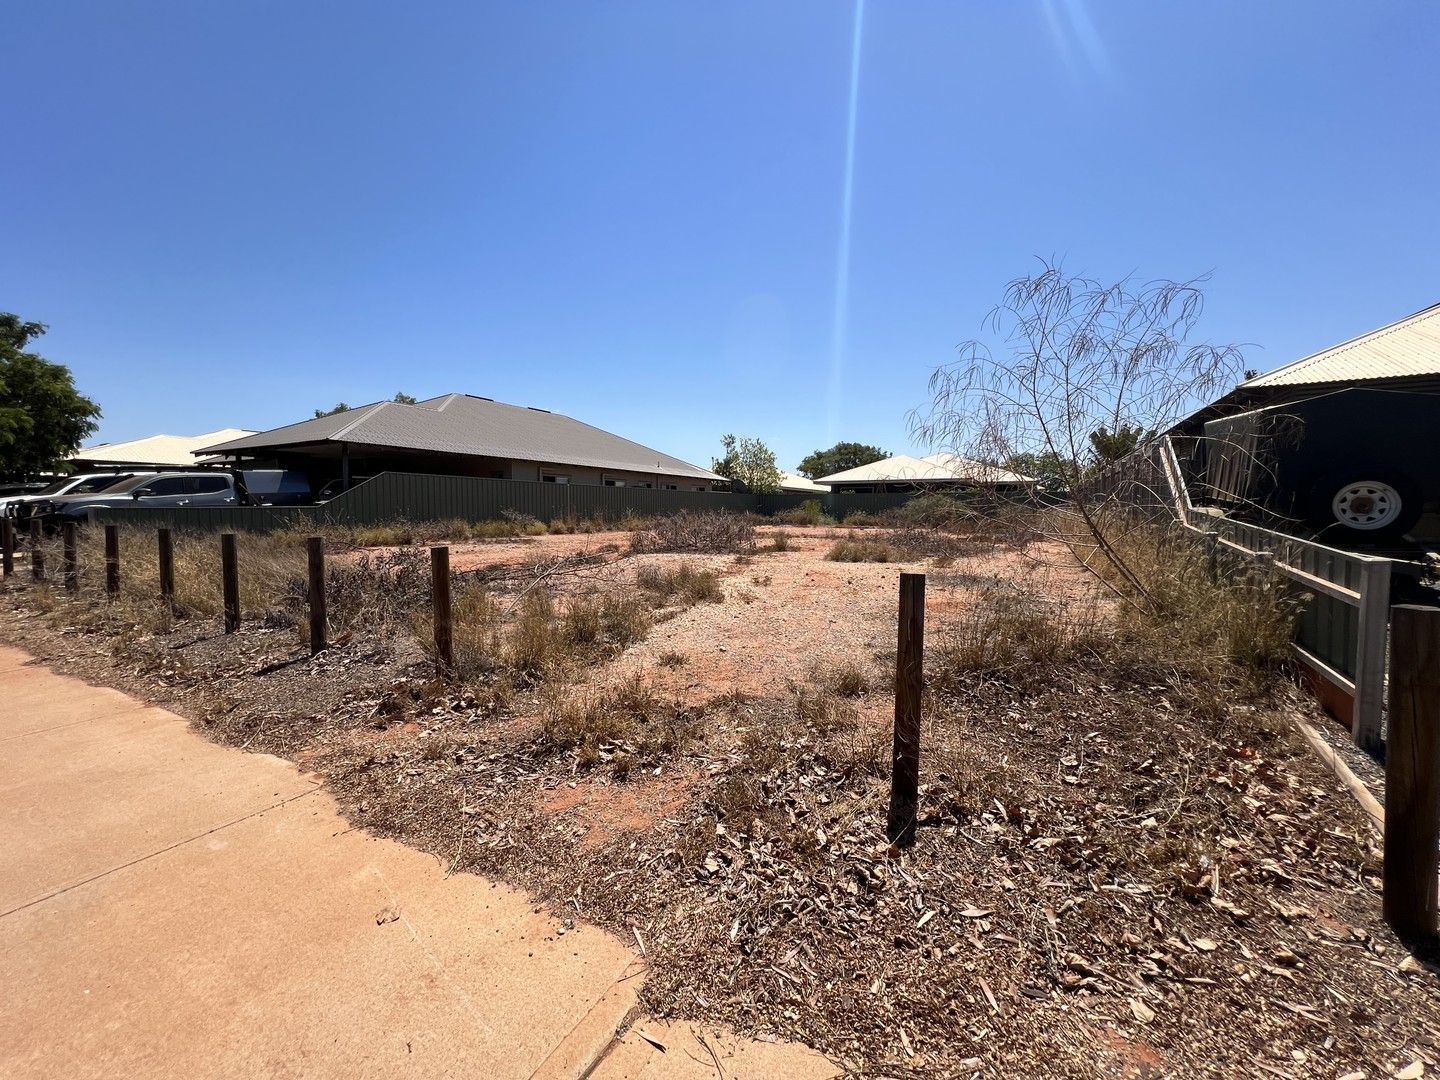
[67,474,132,495]
[90,474,163,495]
[31,478,76,496]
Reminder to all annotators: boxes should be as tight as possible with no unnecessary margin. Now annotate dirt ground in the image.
[4,522,1439,1079]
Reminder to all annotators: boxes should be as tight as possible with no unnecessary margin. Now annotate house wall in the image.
[505,460,710,491]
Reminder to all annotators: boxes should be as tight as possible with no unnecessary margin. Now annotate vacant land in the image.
[3,519,1437,1078]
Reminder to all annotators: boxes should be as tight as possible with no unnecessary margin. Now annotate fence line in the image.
[88,472,925,533]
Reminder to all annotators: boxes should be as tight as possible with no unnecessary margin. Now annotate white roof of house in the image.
[819,452,1034,486]
[71,429,258,466]
[779,471,830,493]
[1242,301,1440,389]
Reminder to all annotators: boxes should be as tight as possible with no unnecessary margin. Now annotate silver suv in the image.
[39,472,242,524]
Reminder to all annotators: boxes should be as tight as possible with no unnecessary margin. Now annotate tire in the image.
[1304,468,1423,542]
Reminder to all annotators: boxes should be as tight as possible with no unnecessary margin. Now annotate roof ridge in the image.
[331,401,388,440]
[1243,300,1440,386]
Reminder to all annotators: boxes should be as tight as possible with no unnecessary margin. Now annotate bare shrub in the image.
[630,511,755,555]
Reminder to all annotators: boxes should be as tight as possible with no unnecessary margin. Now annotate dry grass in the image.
[634,562,723,605]
[772,500,834,527]
[825,537,897,563]
[1088,515,1301,673]
[538,673,699,774]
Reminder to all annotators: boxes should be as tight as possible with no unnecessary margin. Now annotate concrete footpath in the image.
[0,645,835,1080]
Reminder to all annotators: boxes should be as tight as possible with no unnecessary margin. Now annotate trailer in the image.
[1201,387,1438,544]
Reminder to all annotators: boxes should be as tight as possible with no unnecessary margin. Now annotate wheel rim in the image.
[1331,481,1403,530]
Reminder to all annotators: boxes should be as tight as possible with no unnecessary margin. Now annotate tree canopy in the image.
[315,391,416,418]
[711,434,783,494]
[0,314,101,478]
[1087,423,1153,467]
[795,441,889,480]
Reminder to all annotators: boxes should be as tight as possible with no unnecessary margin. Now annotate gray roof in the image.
[1241,301,1440,389]
[199,394,722,481]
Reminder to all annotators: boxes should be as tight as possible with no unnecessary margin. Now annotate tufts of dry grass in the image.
[635,561,723,606]
[825,537,897,563]
[538,673,699,773]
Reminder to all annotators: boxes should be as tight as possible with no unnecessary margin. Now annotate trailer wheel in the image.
[1306,469,1422,541]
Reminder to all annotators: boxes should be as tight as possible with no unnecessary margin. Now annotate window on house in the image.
[541,473,570,485]
[663,483,678,490]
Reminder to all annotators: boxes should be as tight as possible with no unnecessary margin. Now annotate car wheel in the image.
[1306,469,1423,541]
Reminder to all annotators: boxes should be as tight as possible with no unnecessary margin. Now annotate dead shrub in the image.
[630,511,756,555]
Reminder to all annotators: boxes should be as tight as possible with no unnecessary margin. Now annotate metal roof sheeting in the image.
[200,394,722,481]
[818,452,1034,486]
[72,429,258,466]
[1242,301,1440,389]
[779,471,830,493]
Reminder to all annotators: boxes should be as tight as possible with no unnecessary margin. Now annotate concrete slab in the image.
[2,790,637,1079]
[1,702,319,913]
[0,648,833,1080]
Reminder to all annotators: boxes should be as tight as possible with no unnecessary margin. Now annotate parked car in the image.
[3,472,141,521]
[239,469,313,506]
[314,475,373,503]
[34,471,245,525]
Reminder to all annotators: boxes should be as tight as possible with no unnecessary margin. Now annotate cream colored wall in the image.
[506,460,709,491]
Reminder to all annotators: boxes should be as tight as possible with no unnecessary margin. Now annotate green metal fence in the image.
[89,472,925,532]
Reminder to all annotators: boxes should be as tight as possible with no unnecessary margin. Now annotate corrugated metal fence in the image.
[90,472,920,533]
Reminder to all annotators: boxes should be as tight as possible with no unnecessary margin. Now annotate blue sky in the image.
[4,1,1438,472]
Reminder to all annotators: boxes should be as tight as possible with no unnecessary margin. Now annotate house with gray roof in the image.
[198,394,721,492]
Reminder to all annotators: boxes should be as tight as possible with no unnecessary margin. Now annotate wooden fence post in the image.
[30,519,44,581]
[220,533,240,633]
[62,523,79,593]
[1352,559,1393,753]
[2,517,14,577]
[1384,605,1440,942]
[157,528,175,610]
[887,572,926,848]
[431,545,453,672]
[307,536,327,654]
[103,524,120,598]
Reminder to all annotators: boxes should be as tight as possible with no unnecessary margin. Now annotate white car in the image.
[1,473,139,520]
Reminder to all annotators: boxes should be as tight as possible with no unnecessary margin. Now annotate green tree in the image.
[315,391,415,418]
[795,441,889,480]
[0,315,101,478]
[711,434,783,494]
[1087,423,1153,467]
[1006,450,1075,494]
